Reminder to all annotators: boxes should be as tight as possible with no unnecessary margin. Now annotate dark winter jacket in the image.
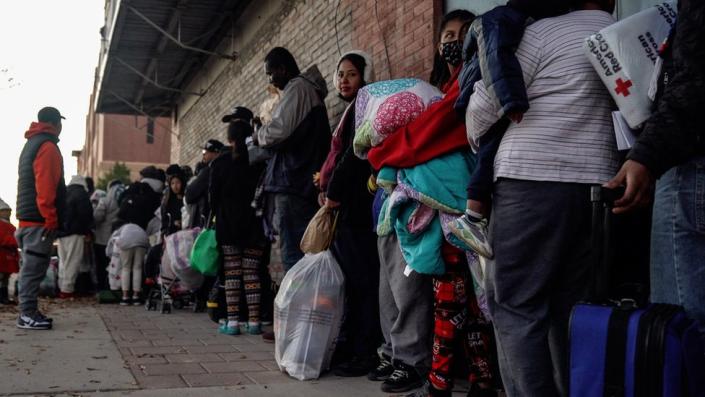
[627,0,705,177]
[325,102,374,230]
[117,180,162,230]
[16,122,66,230]
[184,164,211,229]
[209,149,265,246]
[255,65,331,201]
[160,193,183,236]
[60,183,94,237]
[455,5,530,116]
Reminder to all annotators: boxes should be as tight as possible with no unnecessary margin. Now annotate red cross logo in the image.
[615,78,633,97]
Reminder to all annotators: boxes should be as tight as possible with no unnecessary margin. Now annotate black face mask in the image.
[441,40,462,67]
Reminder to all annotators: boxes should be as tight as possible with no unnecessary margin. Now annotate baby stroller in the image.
[145,228,203,313]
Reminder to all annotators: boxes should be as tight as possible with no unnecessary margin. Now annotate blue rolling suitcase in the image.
[568,187,705,397]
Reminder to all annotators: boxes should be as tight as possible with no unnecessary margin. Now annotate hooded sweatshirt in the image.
[17,122,65,229]
[60,175,94,237]
[255,65,332,199]
[93,182,123,245]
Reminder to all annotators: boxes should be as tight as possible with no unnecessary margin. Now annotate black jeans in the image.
[467,119,509,203]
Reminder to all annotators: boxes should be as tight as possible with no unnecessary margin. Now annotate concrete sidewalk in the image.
[0,298,392,396]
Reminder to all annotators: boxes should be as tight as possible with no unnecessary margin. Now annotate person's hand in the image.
[507,111,524,124]
[325,198,341,209]
[604,160,654,214]
[174,220,182,228]
[41,227,57,242]
[317,192,326,207]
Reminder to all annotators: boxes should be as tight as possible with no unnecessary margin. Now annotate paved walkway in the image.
[0,298,389,396]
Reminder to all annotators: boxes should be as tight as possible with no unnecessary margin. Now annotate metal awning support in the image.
[126,3,238,61]
[115,57,205,97]
[108,90,179,138]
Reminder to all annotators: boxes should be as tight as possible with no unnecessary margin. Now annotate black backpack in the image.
[117,182,161,229]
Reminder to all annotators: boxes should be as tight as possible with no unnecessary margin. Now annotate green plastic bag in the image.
[190,229,220,276]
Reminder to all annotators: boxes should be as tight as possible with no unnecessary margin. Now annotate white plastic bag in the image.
[274,251,345,380]
[584,2,677,129]
[164,228,204,290]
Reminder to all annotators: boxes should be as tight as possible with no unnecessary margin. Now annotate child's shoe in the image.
[448,215,493,258]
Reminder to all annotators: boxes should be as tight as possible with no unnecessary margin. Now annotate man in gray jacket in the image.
[254,47,331,272]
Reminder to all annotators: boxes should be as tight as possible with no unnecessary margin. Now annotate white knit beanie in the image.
[333,50,375,89]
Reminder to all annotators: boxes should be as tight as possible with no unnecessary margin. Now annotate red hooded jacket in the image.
[0,220,19,274]
[367,69,468,170]
[19,122,64,230]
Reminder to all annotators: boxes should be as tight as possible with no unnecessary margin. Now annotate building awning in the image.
[95,0,249,116]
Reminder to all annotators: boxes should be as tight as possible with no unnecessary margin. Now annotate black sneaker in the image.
[367,353,394,381]
[120,297,131,306]
[17,312,52,330]
[380,361,424,393]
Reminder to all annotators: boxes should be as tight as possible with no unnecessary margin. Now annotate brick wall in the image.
[351,0,442,81]
[176,0,353,167]
[174,0,442,167]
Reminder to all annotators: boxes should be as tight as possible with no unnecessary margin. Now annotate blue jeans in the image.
[651,156,705,335]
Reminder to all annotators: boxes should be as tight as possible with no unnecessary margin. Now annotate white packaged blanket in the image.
[584,2,676,129]
[353,78,443,159]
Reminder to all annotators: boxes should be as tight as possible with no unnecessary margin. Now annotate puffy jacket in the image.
[255,65,331,200]
[93,182,123,245]
[627,0,705,177]
[117,180,162,230]
[184,165,210,229]
[0,220,19,274]
[60,178,94,237]
[455,5,530,116]
[16,122,66,230]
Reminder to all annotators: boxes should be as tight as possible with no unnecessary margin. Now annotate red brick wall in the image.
[351,0,443,81]
[103,114,171,164]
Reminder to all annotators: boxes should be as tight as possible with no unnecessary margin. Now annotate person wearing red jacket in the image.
[15,106,67,330]
[0,198,19,304]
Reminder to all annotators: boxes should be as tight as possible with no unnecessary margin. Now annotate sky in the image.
[0,1,105,221]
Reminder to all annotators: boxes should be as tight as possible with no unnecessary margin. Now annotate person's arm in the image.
[255,80,316,147]
[326,146,359,204]
[33,142,63,230]
[608,0,705,214]
[80,192,95,231]
[208,160,222,219]
[467,25,542,142]
[184,168,209,204]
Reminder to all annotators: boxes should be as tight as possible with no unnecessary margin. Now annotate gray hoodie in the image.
[93,182,123,245]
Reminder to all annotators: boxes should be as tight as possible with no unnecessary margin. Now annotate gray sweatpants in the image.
[16,227,54,315]
[489,179,593,397]
[377,233,433,375]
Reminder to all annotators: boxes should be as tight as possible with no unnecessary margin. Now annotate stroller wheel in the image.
[161,302,171,314]
[172,299,184,310]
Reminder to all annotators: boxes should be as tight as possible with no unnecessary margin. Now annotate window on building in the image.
[146,119,154,144]
[445,0,663,20]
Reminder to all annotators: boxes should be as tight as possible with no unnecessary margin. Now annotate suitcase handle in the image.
[590,186,625,302]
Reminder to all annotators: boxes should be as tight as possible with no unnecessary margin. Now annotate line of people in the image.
[10,0,705,396]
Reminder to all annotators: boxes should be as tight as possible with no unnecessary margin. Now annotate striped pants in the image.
[222,245,263,324]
